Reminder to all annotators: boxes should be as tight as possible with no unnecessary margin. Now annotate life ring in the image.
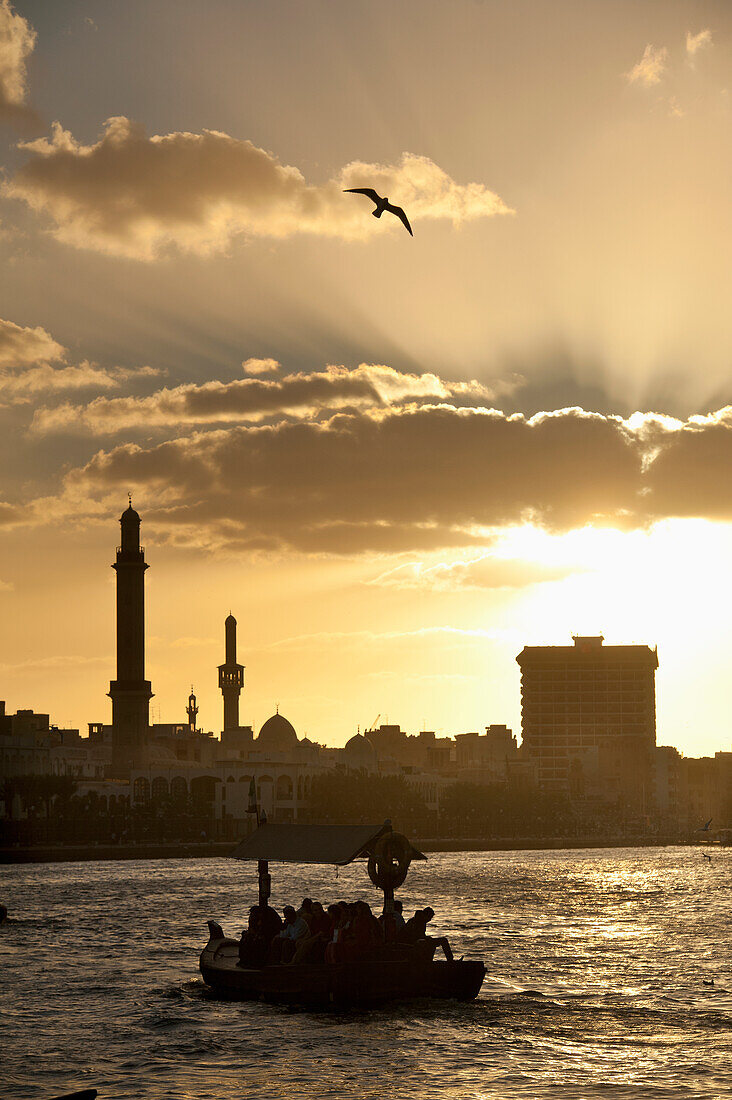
[367,831,412,890]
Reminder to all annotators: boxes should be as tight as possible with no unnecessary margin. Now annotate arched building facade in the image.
[130,709,329,828]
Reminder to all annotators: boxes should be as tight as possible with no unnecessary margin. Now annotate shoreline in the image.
[0,834,698,864]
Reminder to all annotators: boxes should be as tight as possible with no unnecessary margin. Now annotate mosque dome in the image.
[343,733,377,770]
[257,712,299,751]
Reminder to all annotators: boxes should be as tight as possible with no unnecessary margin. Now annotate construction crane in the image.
[366,713,380,733]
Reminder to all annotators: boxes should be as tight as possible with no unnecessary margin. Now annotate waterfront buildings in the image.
[3,506,732,838]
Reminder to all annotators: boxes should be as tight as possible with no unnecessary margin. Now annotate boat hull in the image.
[200,932,485,1006]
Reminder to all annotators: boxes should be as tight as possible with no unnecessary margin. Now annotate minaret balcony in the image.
[218,666,244,688]
[108,679,153,697]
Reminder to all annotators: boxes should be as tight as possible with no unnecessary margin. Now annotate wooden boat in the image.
[200,821,486,1007]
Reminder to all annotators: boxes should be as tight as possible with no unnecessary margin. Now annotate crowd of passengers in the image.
[238,898,454,968]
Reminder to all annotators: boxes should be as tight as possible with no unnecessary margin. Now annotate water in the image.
[1,847,731,1100]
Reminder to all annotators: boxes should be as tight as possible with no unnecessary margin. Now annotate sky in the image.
[2,0,732,755]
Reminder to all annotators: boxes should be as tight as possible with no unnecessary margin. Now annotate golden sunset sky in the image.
[2,0,732,754]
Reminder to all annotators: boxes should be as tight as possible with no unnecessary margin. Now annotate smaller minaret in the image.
[187,688,198,733]
[218,613,244,732]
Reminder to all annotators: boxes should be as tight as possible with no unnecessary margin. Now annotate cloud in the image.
[30,363,511,434]
[366,670,477,684]
[369,554,580,591]
[42,403,644,553]
[242,357,280,376]
[26,398,732,554]
[169,635,218,649]
[25,355,732,555]
[0,315,160,405]
[0,652,109,673]
[0,318,64,369]
[686,29,712,57]
[643,408,732,521]
[0,361,159,403]
[263,626,498,651]
[626,44,668,87]
[5,118,513,259]
[0,501,25,527]
[0,0,37,125]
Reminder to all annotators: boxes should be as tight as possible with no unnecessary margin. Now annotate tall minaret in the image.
[218,613,244,732]
[109,501,153,777]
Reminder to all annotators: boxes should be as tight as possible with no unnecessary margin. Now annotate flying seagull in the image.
[344,188,413,236]
[697,818,713,831]
[702,852,712,862]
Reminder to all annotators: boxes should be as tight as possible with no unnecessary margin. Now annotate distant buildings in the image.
[363,723,519,785]
[0,701,108,780]
[454,726,519,785]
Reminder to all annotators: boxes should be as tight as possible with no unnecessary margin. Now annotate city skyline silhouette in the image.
[2,1,732,757]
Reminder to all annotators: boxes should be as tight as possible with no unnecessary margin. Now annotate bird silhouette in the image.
[702,852,712,862]
[344,188,413,236]
[697,818,713,831]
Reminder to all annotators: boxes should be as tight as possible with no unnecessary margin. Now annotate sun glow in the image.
[484,519,732,754]
[487,518,732,645]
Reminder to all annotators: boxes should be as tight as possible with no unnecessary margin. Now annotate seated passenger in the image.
[403,907,454,961]
[324,903,350,964]
[292,901,331,964]
[269,905,309,964]
[351,901,382,956]
[402,906,453,959]
[378,899,405,942]
[259,904,283,941]
[239,906,265,967]
[304,901,330,945]
[322,904,340,949]
[297,898,314,927]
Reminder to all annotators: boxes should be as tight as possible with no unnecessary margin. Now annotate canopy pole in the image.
[382,884,395,940]
[258,859,271,908]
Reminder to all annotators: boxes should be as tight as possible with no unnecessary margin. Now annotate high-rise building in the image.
[109,502,153,777]
[516,635,658,806]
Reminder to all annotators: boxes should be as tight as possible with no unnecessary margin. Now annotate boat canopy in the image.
[231,823,426,866]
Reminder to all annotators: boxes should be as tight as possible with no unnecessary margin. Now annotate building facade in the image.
[516,635,658,810]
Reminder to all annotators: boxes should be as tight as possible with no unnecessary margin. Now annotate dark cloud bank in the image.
[45,404,732,553]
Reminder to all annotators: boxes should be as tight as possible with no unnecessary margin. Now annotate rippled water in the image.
[2,847,731,1100]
